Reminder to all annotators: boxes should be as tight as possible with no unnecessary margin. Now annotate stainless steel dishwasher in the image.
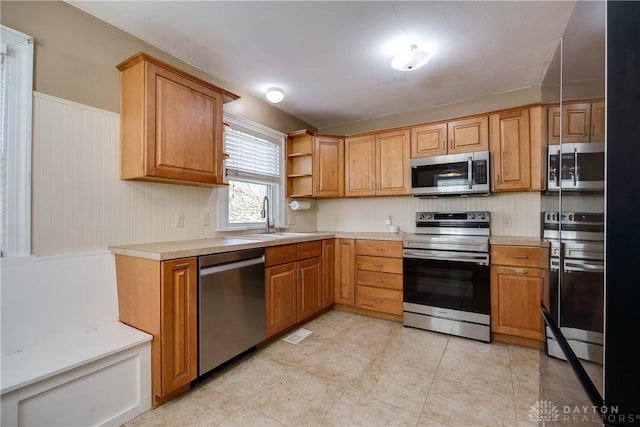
[198,248,265,376]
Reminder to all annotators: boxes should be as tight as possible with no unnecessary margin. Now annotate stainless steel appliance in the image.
[543,211,604,364]
[410,151,490,197]
[198,248,266,376]
[547,142,605,192]
[403,211,491,342]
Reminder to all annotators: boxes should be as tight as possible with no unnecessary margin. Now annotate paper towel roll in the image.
[289,200,311,210]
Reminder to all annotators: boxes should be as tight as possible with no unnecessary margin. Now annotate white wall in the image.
[316,192,543,237]
[31,93,225,256]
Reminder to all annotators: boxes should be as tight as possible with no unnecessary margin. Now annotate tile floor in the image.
[125,310,592,427]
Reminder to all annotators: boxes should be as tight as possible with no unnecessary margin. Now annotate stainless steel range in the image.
[403,211,491,342]
[543,211,604,364]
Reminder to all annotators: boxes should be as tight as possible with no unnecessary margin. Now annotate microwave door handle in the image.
[556,147,561,187]
[573,146,578,186]
[467,156,473,190]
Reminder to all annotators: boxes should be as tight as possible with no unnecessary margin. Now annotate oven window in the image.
[576,152,604,182]
[403,258,490,315]
[560,270,604,333]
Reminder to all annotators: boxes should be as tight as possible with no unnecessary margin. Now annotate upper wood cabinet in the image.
[345,129,410,197]
[117,52,238,186]
[448,116,489,154]
[490,107,540,192]
[286,130,344,198]
[313,135,345,197]
[410,115,488,158]
[411,122,447,158]
[114,255,197,406]
[547,100,604,144]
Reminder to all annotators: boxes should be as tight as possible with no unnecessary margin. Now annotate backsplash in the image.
[316,192,543,237]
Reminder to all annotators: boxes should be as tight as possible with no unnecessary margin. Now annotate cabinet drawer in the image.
[356,240,402,258]
[491,245,549,268]
[297,240,322,260]
[356,285,402,315]
[356,256,403,274]
[356,270,402,290]
[265,244,297,267]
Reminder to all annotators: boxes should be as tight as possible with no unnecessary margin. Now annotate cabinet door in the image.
[146,63,223,184]
[335,239,355,305]
[313,135,344,197]
[376,129,411,196]
[265,262,297,338]
[490,265,544,340]
[490,109,531,191]
[297,257,322,320]
[563,102,591,143]
[345,134,376,197]
[590,101,605,142]
[411,122,447,158]
[322,239,336,308]
[160,258,197,395]
[547,106,561,145]
[447,116,489,154]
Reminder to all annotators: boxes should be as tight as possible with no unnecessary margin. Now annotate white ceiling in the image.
[69,1,588,130]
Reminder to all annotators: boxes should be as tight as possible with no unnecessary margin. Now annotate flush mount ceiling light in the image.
[265,87,284,103]
[390,44,431,71]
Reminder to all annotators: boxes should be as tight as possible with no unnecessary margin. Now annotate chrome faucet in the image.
[261,196,270,234]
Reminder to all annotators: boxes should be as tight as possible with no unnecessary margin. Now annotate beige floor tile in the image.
[256,335,323,367]
[201,355,287,403]
[322,389,420,427]
[416,414,453,427]
[217,407,283,427]
[297,342,373,384]
[248,370,347,426]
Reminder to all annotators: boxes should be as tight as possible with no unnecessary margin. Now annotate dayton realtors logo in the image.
[529,400,635,425]
[528,400,560,426]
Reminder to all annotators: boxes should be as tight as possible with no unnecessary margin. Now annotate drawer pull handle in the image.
[375,248,384,251]
[174,263,191,268]
[375,299,384,303]
[515,271,529,275]
[514,255,529,259]
[357,281,365,285]
[375,279,383,282]
[374,264,384,267]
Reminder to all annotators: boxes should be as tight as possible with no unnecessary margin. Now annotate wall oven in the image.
[544,211,604,364]
[410,151,490,197]
[547,142,605,192]
[403,212,491,342]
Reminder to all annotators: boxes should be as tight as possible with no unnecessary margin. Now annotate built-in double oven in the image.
[403,212,491,342]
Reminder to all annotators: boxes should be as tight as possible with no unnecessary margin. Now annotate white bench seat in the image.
[1,321,151,395]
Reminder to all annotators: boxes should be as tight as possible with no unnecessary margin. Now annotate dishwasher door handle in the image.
[200,256,265,277]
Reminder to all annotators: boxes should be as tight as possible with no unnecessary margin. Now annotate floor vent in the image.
[283,328,313,344]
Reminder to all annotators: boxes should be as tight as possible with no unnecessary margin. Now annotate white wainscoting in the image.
[316,192,543,237]
[31,92,220,256]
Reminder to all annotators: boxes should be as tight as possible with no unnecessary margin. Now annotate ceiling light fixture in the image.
[265,87,284,103]
[390,44,431,71]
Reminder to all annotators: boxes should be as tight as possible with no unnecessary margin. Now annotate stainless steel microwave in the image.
[547,142,605,192]
[410,151,490,197]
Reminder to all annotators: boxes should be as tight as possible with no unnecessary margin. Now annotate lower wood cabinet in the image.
[334,239,355,305]
[354,240,403,315]
[265,241,322,338]
[115,255,197,406]
[490,245,549,344]
[322,239,336,308]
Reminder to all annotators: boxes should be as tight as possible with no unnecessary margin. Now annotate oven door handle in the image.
[564,260,604,273]
[403,249,489,265]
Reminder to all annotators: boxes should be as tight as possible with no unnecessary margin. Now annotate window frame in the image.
[217,113,286,232]
[1,25,33,257]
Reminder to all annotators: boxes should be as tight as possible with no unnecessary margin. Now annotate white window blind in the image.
[224,126,281,183]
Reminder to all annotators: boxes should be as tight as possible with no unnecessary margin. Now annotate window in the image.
[0,26,33,257]
[218,113,285,231]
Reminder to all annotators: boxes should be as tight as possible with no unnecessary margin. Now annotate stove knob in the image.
[478,213,486,220]
[546,213,551,221]
[568,214,573,221]
[469,213,476,220]
[425,214,433,220]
